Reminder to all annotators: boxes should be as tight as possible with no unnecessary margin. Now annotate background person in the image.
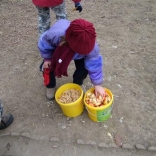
[32,0,82,37]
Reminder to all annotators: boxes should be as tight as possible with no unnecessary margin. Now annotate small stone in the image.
[61,125,66,129]
[119,117,123,122]
[109,143,119,148]
[50,137,60,142]
[11,132,19,136]
[112,45,117,48]
[86,140,97,145]
[135,144,146,150]
[117,84,122,89]
[122,143,134,149]
[148,146,156,151]
[0,133,10,137]
[21,132,31,138]
[103,124,108,129]
[98,142,108,148]
[107,132,113,140]
[77,139,85,144]
[52,145,58,148]
[66,117,70,120]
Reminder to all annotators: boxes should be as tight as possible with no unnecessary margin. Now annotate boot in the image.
[0,114,14,130]
[46,87,56,100]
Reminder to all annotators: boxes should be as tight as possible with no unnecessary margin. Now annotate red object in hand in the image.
[43,68,51,86]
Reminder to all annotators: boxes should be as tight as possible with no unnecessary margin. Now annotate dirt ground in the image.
[0,0,156,155]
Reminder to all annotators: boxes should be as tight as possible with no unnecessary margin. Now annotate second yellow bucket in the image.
[84,87,114,122]
[55,83,84,117]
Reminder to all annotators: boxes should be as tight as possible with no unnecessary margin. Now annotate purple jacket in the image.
[38,19,103,85]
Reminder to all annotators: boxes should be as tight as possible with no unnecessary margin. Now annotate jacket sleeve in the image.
[84,42,104,85]
[38,29,60,59]
[38,20,70,59]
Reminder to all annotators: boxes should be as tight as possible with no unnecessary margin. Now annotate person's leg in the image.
[51,0,67,20]
[36,6,51,37]
[73,58,88,85]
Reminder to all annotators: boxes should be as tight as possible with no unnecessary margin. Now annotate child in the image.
[0,101,14,130]
[38,18,105,100]
[32,0,82,37]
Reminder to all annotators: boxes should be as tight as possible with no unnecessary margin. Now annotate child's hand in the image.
[94,85,105,97]
[43,61,51,68]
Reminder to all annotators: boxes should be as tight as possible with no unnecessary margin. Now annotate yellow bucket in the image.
[84,87,114,122]
[55,83,84,117]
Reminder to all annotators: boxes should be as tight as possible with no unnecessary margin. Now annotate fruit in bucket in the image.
[58,89,81,104]
[85,91,111,107]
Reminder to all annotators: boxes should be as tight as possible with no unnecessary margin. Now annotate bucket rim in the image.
[55,83,83,107]
[84,87,114,110]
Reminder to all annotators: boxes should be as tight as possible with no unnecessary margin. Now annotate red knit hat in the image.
[65,19,96,54]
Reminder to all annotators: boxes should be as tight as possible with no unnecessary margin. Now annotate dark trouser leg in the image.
[46,71,56,88]
[73,58,88,85]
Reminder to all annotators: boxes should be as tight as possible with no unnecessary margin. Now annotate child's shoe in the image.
[46,87,56,100]
[0,114,14,130]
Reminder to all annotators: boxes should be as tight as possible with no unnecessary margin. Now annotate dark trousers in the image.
[43,58,88,88]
